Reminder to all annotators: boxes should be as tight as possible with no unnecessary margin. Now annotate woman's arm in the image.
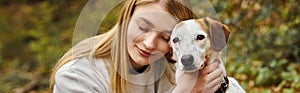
[54,70,104,92]
[53,58,110,93]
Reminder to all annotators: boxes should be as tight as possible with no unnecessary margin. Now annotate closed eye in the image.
[160,34,170,42]
[136,17,153,32]
[196,35,205,40]
[138,25,150,32]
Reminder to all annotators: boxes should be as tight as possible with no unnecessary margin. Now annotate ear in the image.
[222,24,230,43]
[203,17,230,51]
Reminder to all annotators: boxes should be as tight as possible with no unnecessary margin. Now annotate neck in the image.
[129,60,149,73]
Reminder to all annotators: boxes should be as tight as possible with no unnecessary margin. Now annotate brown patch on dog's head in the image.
[203,17,230,51]
[194,19,208,32]
[174,22,185,29]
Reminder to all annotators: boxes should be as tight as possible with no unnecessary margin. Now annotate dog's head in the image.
[170,17,230,72]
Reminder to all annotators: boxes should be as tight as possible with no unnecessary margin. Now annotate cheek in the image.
[127,30,142,46]
[127,33,144,51]
[127,33,133,44]
[127,21,141,44]
[127,34,134,51]
[196,39,208,48]
[157,41,171,54]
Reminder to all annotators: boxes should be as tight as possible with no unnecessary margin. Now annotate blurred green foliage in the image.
[213,0,300,92]
[0,0,299,93]
[0,0,87,92]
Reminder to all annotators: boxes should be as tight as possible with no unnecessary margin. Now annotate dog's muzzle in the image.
[181,54,194,66]
[180,54,205,72]
[180,54,205,71]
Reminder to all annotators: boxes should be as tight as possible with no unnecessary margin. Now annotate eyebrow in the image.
[138,17,172,34]
[138,17,154,27]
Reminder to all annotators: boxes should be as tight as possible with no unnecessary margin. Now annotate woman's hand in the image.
[173,59,223,93]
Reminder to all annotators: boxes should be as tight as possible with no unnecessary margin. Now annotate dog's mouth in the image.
[180,57,206,72]
[182,66,200,72]
[178,54,206,72]
[181,64,206,72]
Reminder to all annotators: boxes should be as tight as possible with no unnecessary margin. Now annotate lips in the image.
[137,47,151,57]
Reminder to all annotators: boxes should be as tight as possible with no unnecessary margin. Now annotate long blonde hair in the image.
[49,0,196,92]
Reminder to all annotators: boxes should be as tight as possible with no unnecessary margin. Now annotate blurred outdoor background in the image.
[0,0,299,93]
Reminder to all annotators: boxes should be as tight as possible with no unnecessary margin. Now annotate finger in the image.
[207,73,222,90]
[202,75,222,93]
[203,61,220,74]
[208,68,223,81]
[198,60,220,76]
[211,83,221,93]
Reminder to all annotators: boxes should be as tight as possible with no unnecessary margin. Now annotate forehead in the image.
[131,11,178,32]
[131,3,178,32]
[171,20,206,37]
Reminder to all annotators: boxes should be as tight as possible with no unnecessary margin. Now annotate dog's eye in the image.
[196,35,205,40]
[173,37,180,43]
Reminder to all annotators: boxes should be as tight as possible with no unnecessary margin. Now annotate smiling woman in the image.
[49,0,225,93]
[127,11,177,70]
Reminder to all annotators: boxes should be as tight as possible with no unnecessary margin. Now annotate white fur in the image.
[170,19,245,93]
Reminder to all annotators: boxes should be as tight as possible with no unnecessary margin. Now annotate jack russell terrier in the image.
[170,17,245,93]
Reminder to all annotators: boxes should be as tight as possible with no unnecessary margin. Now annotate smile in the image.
[137,47,151,57]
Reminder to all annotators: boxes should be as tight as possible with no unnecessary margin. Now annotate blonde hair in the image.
[49,0,196,92]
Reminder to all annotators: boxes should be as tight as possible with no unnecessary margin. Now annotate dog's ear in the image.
[203,17,230,51]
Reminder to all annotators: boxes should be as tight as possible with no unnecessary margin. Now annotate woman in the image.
[50,0,224,92]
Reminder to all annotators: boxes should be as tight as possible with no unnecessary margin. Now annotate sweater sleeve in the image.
[53,58,111,93]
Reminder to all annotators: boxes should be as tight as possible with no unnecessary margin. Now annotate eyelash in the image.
[160,35,170,42]
[162,37,170,42]
[138,24,170,42]
[138,25,150,32]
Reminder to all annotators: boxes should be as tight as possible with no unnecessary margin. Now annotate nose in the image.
[181,54,194,66]
[143,33,157,50]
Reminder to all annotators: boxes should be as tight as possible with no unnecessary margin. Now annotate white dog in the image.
[170,17,245,93]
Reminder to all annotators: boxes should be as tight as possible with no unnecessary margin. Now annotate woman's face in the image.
[127,3,177,69]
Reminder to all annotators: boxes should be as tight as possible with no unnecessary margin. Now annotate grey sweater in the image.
[53,57,175,93]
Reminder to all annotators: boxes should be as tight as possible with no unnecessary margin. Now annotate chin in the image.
[134,56,163,66]
[132,56,150,65]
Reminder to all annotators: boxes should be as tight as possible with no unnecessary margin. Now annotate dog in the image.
[170,17,245,93]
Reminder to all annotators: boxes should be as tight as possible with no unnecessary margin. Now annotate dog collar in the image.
[215,76,229,93]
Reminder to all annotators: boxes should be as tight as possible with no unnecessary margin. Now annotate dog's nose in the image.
[181,54,194,66]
